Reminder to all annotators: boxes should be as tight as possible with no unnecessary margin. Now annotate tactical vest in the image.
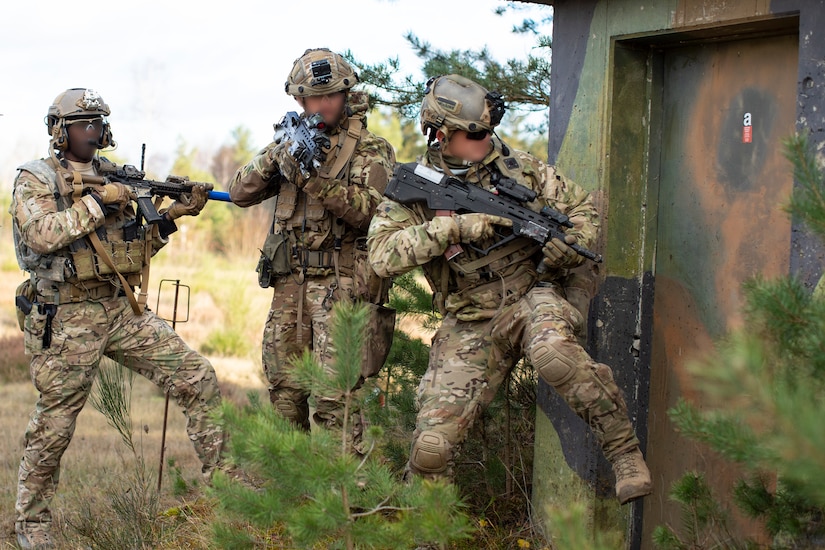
[14,157,146,304]
[272,112,368,277]
[420,142,544,319]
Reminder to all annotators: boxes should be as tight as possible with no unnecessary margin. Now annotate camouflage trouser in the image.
[407,284,639,479]
[16,296,224,528]
[262,274,364,444]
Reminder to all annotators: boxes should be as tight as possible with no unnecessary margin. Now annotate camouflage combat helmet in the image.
[285,48,359,97]
[420,74,506,143]
[46,88,114,150]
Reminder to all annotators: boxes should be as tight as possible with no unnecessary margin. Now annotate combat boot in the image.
[203,461,264,492]
[612,447,652,504]
[15,522,54,550]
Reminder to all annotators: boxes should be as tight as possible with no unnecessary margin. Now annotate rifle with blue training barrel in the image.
[78,164,231,225]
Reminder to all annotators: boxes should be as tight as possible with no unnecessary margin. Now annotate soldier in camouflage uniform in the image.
[9,88,224,549]
[229,48,396,445]
[367,75,652,504]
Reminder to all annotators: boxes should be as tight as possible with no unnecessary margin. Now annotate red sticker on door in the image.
[743,112,752,143]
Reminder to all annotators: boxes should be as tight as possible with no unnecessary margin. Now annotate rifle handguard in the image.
[77,165,229,225]
[385,162,604,265]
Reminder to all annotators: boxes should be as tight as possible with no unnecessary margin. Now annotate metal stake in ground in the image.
[155,278,190,492]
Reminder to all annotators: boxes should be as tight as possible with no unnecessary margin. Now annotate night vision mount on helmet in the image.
[419,74,506,144]
[45,88,114,151]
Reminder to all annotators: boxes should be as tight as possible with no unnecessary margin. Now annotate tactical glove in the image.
[274,144,310,184]
[454,213,512,243]
[165,184,209,219]
[259,146,282,182]
[95,183,135,214]
[542,234,580,268]
[97,183,133,204]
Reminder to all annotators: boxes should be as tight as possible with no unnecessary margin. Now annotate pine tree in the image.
[209,300,472,549]
[347,5,553,122]
[657,134,825,548]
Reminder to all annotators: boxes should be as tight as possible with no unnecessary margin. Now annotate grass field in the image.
[0,213,274,548]
[0,203,548,549]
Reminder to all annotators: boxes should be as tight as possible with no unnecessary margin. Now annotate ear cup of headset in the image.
[98,121,114,149]
[50,120,69,151]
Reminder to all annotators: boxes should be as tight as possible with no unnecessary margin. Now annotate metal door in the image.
[644,32,798,546]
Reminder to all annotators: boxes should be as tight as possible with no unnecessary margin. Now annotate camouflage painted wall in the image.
[535,0,825,548]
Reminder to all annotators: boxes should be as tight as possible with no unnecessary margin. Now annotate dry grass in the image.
[0,217,271,548]
[1,374,267,548]
[0,212,545,549]
[0,362,266,548]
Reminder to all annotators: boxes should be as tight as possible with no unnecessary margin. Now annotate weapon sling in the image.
[325,115,363,285]
[292,114,366,346]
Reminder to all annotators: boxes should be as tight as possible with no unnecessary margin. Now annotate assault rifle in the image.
[272,111,330,179]
[384,162,603,265]
[79,164,231,224]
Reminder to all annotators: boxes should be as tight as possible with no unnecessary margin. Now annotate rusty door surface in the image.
[643,32,798,546]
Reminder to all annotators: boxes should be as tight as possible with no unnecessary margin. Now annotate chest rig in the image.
[17,156,153,314]
[272,112,367,278]
[422,147,543,318]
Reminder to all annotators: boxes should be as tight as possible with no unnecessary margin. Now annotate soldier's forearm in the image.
[20,196,105,254]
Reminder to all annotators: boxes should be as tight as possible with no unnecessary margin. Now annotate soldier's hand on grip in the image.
[95,183,135,214]
[274,144,310,184]
[454,213,512,243]
[542,234,579,268]
[166,184,209,219]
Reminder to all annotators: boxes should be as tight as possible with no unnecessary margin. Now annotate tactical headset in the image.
[47,116,114,151]
[45,88,115,151]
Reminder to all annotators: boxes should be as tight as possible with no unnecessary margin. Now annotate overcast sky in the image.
[0,0,551,183]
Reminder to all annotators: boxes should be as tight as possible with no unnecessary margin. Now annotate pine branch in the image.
[784,133,825,238]
[350,496,414,518]
[210,301,473,548]
[90,357,136,454]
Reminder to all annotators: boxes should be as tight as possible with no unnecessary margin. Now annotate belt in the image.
[294,247,356,274]
[43,283,122,305]
[298,249,336,269]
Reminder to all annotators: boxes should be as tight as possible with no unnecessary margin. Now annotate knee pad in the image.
[530,338,578,387]
[410,430,450,475]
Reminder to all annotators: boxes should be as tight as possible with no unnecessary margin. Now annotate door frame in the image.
[599,13,801,549]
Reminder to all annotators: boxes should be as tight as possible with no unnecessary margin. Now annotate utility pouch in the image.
[71,242,144,281]
[15,279,36,332]
[361,302,396,378]
[256,232,292,288]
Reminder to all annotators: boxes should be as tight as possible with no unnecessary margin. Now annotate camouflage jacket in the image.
[228,91,396,277]
[10,155,168,297]
[367,140,599,320]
